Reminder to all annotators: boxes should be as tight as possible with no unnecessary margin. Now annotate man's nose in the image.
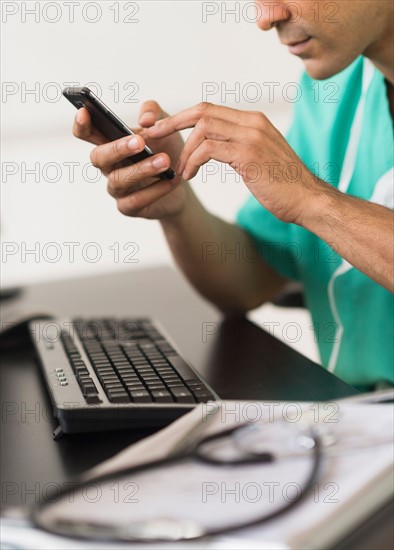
[255,1,290,31]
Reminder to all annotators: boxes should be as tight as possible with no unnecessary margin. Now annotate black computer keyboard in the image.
[30,318,217,436]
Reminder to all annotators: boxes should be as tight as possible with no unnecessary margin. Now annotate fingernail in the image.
[75,108,84,124]
[139,111,155,125]
[152,155,167,169]
[128,136,140,150]
[176,159,185,175]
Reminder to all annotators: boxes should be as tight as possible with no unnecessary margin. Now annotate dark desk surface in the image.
[1,266,392,548]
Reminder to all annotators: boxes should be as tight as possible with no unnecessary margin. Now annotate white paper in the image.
[2,401,393,550]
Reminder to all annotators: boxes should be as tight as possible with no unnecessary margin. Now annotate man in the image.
[73,1,394,389]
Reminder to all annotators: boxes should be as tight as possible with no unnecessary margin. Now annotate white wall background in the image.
[1,1,319,361]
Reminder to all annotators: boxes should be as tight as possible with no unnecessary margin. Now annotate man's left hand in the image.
[146,102,322,225]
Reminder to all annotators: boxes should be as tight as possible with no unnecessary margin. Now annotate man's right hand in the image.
[72,100,189,220]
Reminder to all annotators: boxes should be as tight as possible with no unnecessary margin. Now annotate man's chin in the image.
[302,59,340,81]
[302,54,359,81]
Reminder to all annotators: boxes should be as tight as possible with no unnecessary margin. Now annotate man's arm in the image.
[73,102,288,313]
[148,102,394,294]
[300,182,394,292]
[161,183,289,314]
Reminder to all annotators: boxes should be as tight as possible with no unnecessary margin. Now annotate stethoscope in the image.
[31,421,323,543]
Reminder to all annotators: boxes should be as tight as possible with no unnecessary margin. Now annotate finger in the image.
[72,108,108,145]
[90,134,146,174]
[116,179,180,217]
[147,102,266,139]
[138,100,168,128]
[107,153,173,198]
[183,139,243,180]
[178,117,254,175]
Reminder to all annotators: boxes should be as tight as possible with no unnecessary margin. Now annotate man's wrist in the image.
[296,176,342,232]
[159,181,195,231]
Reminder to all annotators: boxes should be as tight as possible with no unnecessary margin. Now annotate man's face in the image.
[255,1,391,79]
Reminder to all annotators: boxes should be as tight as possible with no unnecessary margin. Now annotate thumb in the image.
[138,100,168,128]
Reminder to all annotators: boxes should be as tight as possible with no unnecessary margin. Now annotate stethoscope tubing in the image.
[31,426,323,543]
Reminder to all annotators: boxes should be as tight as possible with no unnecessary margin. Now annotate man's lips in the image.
[283,37,312,55]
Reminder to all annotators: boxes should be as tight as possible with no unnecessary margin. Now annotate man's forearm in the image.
[160,184,287,313]
[301,181,394,292]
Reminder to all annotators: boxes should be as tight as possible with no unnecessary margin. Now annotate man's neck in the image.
[364,22,394,121]
[364,18,394,85]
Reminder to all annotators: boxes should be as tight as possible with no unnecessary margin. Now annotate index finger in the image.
[146,102,257,138]
[139,100,167,128]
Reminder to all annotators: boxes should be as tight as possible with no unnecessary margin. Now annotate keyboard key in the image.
[102,379,123,387]
[139,342,155,350]
[75,367,90,376]
[95,363,114,369]
[161,373,180,380]
[156,369,175,376]
[71,358,85,365]
[79,381,95,391]
[193,390,216,402]
[126,388,147,396]
[91,359,111,366]
[170,387,195,403]
[184,379,203,387]
[166,356,197,382]
[122,342,139,349]
[86,394,102,404]
[81,383,98,396]
[162,376,182,383]
[122,380,141,387]
[81,377,97,388]
[123,383,144,390]
[109,357,127,365]
[101,382,122,391]
[187,385,205,392]
[111,358,130,364]
[166,380,187,390]
[100,373,119,380]
[123,375,142,382]
[77,373,92,383]
[107,390,130,403]
[121,374,140,381]
[116,368,133,376]
[152,390,173,403]
[134,366,154,373]
[147,383,166,391]
[129,390,151,403]
[96,368,115,375]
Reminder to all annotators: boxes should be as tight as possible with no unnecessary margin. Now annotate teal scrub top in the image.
[237,57,394,388]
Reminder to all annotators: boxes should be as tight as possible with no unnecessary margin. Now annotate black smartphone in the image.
[62,86,176,180]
